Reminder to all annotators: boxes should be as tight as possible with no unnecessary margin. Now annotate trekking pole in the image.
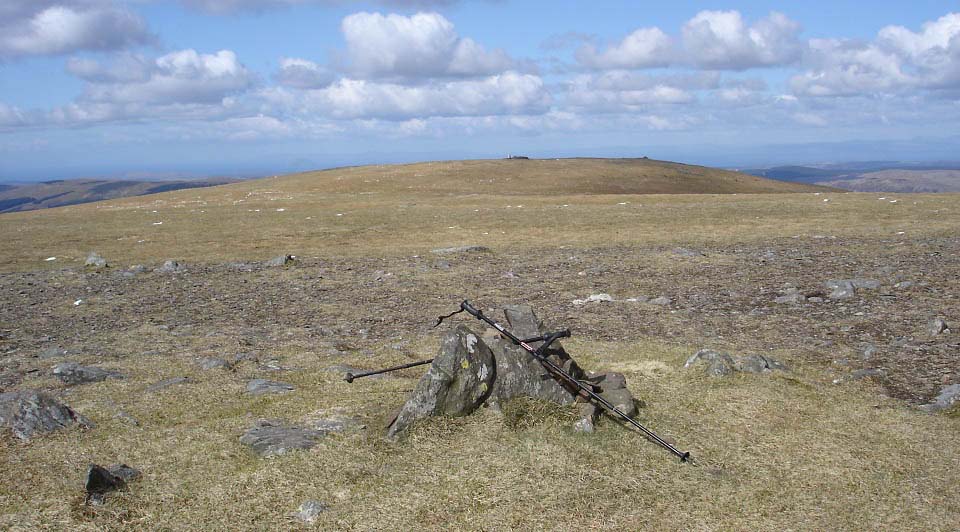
[344,359,434,383]
[440,300,691,463]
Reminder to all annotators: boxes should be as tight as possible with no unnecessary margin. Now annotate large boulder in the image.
[0,390,94,440]
[52,362,124,385]
[386,324,495,439]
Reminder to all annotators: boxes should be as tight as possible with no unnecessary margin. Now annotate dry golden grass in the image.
[1,339,958,530]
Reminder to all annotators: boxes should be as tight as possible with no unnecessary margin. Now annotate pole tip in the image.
[344,373,354,383]
[680,452,691,463]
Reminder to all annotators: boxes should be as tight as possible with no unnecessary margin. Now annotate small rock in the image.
[572,293,614,305]
[84,252,108,269]
[296,500,328,524]
[85,464,141,505]
[430,245,490,255]
[0,390,94,440]
[920,384,960,413]
[850,278,881,289]
[52,362,124,385]
[265,254,296,267]
[684,349,735,377]
[775,288,806,304]
[824,280,856,300]
[861,344,878,361]
[155,260,186,273]
[734,354,788,373]
[672,247,705,257]
[834,368,886,384]
[649,296,671,306]
[433,260,451,270]
[246,379,294,395]
[145,376,191,392]
[304,408,366,434]
[37,346,68,359]
[927,318,949,336]
[894,281,914,289]
[115,410,139,426]
[239,419,324,457]
[197,357,232,370]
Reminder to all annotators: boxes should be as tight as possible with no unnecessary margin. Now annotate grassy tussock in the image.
[2,338,957,530]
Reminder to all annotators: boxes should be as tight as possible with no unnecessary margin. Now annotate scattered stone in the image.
[673,247,705,257]
[861,344,878,361]
[145,376,191,392]
[572,293,614,305]
[265,254,295,267]
[775,288,806,304]
[155,260,186,273]
[894,281,914,290]
[52,362,123,385]
[304,408,366,434]
[387,324,495,439]
[433,259,451,270]
[430,245,490,255]
[197,357,232,370]
[85,463,141,505]
[239,419,324,457]
[624,296,649,303]
[296,500,328,523]
[115,410,139,426]
[833,368,886,384]
[927,318,949,336]
[0,390,94,440]
[850,278,881,289]
[246,379,294,395]
[37,346,68,359]
[824,280,856,300]
[257,360,299,372]
[920,384,960,413]
[648,296,671,306]
[127,265,147,274]
[84,252,108,269]
[684,349,787,377]
[684,349,736,376]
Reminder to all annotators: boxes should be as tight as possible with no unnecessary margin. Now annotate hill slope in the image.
[816,169,960,192]
[0,178,238,213]
[267,158,833,196]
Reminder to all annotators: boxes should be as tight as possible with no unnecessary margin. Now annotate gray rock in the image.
[296,500,328,523]
[684,349,736,376]
[38,346,68,359]
[0,390,94,440]
[304,408,366,434]
[433,259,451,270]
[246,379,294,395]
[115,410,139,426]
[927,318,949,336]
[145,376,191,392]
[861,344,878,361]
[52,362,124,385]
[735,354,789,374]
[430,245,490,255]
[239,419,324,457]
[572,293,614,305]
[851,278,881,289]
[386,324,496,439]
[649,296,672,306]
[894,281,914,290]
[155,260,186,273]
[265,254,296,267]
[775,289,806,304]
[825,280,856,300]
[85,463,140,505]
[197,357,232,370]
[833,368,886,384]
[127,265,148,274]
[85,252,108,269]
[920,384,960,413]
[673,247,705,257]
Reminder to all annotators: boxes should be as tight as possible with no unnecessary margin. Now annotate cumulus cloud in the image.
[681,10,802,70]
[565,73,695,110]
[275,58,334,89]
[791,13,960,97]
[180,0,458,15]
[341,12,514,78]
[0,103,29,128]
[0,0,151,60]
[576,27,674,69]
[265,71,550,120]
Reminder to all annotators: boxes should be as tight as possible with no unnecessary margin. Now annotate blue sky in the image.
[2,1,960,181]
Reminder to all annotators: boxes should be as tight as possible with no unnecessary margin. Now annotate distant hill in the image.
[269,157,834,196]
[0,178,239,213]
[816,170,960,193]
[741,161,960,192]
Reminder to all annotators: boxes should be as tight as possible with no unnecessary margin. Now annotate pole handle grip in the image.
[461,300,481,317]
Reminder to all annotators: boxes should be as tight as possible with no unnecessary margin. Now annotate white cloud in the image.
[76,49,255,105]
[0,103,29,128]
[682,10,802,70]
[270,71,550,120]
[576,27,674,69]
[179,0,458,15]
[276,58,334,89]
[790,13,960,97]
[341,12,513,77]
[565,73,697,111]
[0,0,150,60]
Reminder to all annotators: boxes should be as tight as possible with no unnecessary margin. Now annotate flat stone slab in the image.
[685,349,788,376]
[430,245,490,255]
[246,379,294,395]
[920,384,960,413]
[239,419,324,457]
[52,362,124,385]
[0,389,94,440]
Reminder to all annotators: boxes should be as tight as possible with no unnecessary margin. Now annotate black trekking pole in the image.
[439,300,691,463]
[344,359,434,383]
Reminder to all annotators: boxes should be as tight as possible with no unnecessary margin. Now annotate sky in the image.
[2,1,960,181]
